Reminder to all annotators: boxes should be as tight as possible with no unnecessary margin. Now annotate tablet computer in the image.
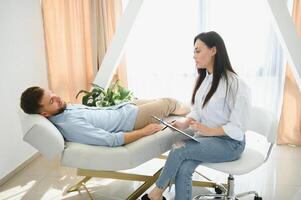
[152,115,199,143]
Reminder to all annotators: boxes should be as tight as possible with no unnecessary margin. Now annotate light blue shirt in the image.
[48,102,138,147]
[187,71,251,141]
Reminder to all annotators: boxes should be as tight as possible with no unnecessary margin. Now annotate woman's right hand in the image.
[171,120,189,130]
[171,117,195,130]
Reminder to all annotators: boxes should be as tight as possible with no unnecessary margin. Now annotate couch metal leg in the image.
[67,176,92,193]
[67,168,164,200]
[127,168,162,200]
[81,182,95,200]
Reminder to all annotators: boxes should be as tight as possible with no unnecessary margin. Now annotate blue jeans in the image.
[156,135,245,200]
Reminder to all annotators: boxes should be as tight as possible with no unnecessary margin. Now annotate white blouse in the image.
[187,71,251,141]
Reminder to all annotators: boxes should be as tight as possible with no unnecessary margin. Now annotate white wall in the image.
[0,0,48,180]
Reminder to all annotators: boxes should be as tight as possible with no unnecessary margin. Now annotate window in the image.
[123,0,285,116]
[124,0,198,103]
[203,0,285,117]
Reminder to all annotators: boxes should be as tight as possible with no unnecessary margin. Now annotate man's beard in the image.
[56,102,67,115]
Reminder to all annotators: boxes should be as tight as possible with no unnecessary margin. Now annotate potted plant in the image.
[76,80,134,107]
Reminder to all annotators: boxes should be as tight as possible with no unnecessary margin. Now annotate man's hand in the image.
[124,123,164,144]
[141,123,165,136]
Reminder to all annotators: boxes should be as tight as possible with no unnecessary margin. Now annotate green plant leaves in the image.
[75,90,90,99]
[76,80,134,107]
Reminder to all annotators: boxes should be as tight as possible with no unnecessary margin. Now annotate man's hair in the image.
[20,86,44,114]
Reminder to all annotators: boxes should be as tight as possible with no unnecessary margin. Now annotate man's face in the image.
[39,90,66,117]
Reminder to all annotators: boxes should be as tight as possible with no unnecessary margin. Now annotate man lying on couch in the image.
[20,86,190,147]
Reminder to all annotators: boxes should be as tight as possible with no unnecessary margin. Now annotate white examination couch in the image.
[19,112,210,200]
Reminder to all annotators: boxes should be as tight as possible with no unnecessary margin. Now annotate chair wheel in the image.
[214,186,223,194]
[254,196,262,200]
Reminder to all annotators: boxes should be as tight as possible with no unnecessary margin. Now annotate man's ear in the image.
[40,111,49,117]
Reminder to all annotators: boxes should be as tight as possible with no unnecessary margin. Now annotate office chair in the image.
[193,106,277,200]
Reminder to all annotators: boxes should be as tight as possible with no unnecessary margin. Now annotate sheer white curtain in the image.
[124,0,285,115]
[202,0,286,118]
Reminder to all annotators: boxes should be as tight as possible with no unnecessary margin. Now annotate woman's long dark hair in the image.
[191,31,236,107]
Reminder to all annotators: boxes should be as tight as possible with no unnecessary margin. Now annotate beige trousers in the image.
[132,98,180,130]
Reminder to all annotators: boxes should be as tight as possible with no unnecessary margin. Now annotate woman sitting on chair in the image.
[143,31,251,200]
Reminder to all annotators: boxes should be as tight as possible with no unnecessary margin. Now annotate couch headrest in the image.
[18,110,65,160]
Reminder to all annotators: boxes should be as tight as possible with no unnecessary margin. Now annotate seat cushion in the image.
[61,128,188,171]
[202,147,265,175]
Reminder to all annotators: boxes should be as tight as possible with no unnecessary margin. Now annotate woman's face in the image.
[193,39,216,71]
